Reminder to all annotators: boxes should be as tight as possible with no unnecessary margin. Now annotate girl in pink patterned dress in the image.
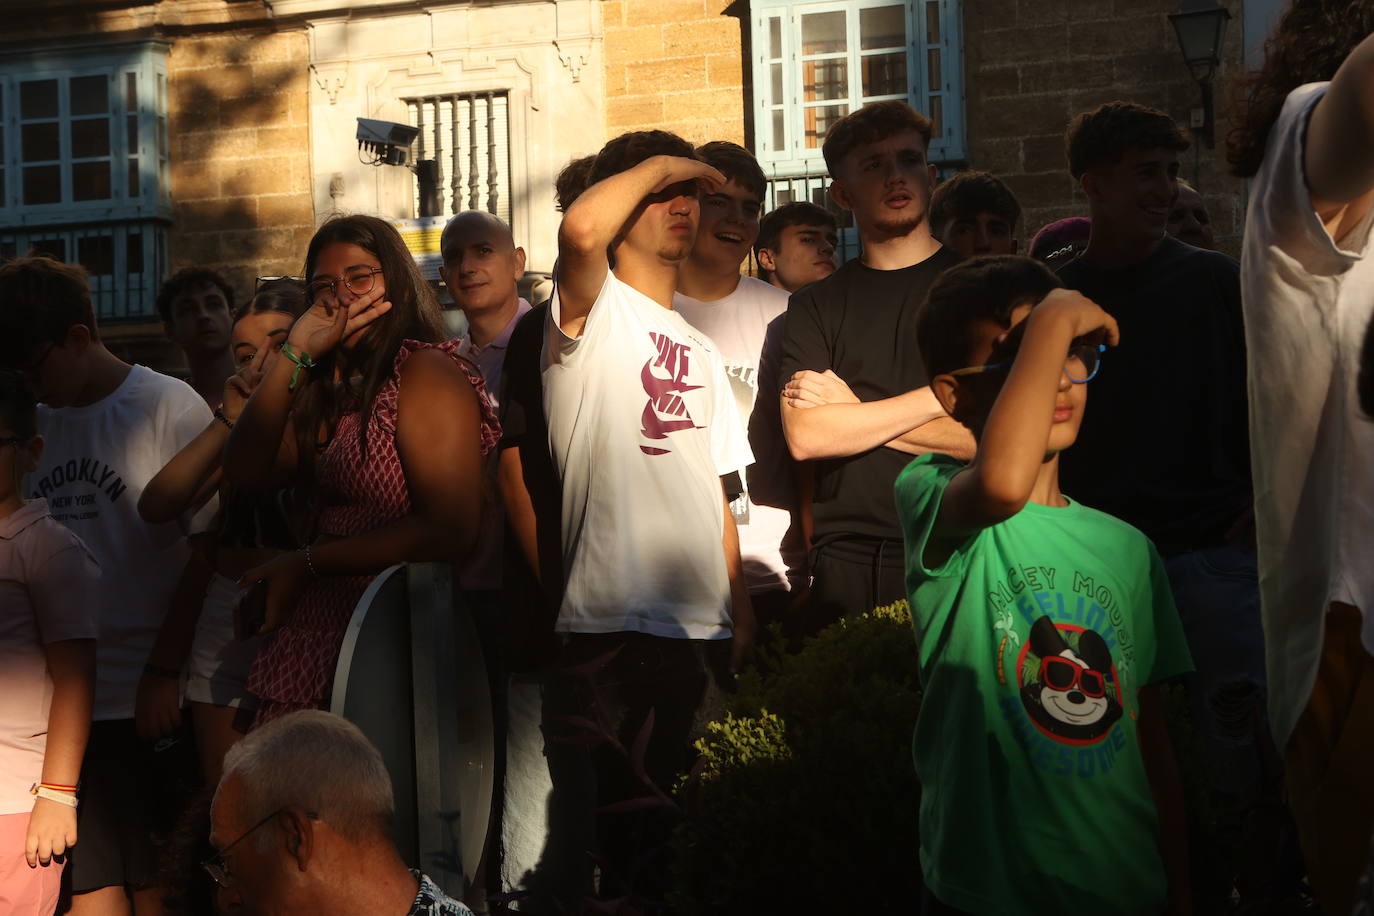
[224,216,499,726]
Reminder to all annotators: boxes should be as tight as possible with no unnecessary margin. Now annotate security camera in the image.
[356,118,419,167]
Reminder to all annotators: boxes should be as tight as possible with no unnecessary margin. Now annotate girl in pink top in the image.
[0,372,100,914]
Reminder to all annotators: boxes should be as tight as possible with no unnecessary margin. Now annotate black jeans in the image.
[794,537,907,636]
[542,631,732,905]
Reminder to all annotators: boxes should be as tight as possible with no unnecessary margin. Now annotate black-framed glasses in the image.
[255,276,305,293]
[948,343,1107,385]
[202,808,318,888]
[307,267,383,302]
[16,342,56,381]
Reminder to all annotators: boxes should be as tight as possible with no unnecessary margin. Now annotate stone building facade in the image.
[0,0,606,368]
[602,0,747,146]
[961,0,1250,254]
[0,0,1288,369]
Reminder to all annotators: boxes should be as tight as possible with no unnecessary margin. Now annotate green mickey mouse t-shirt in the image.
[895,453,1192,915]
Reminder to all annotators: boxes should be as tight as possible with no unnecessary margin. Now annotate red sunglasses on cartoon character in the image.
[1038,655,1108,698]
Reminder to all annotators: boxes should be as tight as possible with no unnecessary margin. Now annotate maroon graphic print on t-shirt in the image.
[640,331,703,455]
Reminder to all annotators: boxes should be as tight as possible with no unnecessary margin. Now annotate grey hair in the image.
[218,710,395,845]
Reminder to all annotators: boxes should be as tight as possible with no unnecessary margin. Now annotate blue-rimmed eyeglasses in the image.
[948,343,1107,385]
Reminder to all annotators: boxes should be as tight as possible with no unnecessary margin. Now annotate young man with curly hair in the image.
[155,268,237,409]
[1057,101,1291,908]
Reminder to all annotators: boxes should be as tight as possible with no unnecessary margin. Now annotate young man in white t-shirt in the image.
[673,140,800,628]
[0,256,212,916]
[1230,16,1374,915]
[542,129,753,901]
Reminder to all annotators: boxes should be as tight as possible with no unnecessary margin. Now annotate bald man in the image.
[1166,180,1215,250]
[440,211,531,409]
[438,211,536,900]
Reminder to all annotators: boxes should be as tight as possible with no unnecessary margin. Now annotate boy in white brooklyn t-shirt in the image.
[0,257,212,914]
[542,130,754,899]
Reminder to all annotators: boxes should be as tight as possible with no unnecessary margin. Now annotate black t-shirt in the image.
[499,301,549,454]
[498,301,565,666]
[1056,235,1250,557]
[777,247,962,547]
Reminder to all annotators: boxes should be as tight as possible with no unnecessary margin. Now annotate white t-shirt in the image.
[543,270,753,639]
[0,500,100,814]
[30,365,214,721]
[456,298,532,591]
[674,275,801,592]
[1241,82,1374,749]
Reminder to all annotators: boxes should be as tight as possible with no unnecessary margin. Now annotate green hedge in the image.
[670,601,925,915]
[670,601,1229,915]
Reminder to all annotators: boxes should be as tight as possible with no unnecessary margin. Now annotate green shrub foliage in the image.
[670,601,924,914]
[671,601,1232,914]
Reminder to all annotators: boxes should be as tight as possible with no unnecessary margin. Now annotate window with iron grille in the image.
[0,41,169,322]
[405,91,512,226]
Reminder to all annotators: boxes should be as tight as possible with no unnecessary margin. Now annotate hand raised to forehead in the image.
[653,156,726,196]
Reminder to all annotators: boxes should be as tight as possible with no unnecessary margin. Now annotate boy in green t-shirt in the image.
[897,255,1193,915]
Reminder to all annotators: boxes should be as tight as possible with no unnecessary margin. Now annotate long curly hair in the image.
[1227,0,1374,177]
[291,215,446,482]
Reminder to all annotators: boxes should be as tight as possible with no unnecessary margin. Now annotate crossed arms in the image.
[780,368,974,462]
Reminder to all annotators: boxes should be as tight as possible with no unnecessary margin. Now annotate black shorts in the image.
[64,719,198,895]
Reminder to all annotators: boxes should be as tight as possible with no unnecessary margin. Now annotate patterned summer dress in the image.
[248,339,500,726]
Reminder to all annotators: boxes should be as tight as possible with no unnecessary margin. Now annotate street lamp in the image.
[1169,0,1231,148]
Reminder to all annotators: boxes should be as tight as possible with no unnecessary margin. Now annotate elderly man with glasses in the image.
[207,711,473,916]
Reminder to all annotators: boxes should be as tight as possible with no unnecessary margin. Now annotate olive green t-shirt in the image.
[895,453,1193,914]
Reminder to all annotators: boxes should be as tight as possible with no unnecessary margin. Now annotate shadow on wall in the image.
[167,29,316,307]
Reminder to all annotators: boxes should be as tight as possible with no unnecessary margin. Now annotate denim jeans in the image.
[1165,543,1268,796]
[1166,543,1303,902]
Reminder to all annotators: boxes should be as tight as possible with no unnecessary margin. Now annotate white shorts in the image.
[184,572,260,709]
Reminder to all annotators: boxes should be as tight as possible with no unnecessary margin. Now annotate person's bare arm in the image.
[26,638,94,867]
[138,421,225,524]
[240,349,484,631]
[891,417,976,461]
[780,370,973,460]
[1306,31,1374,216]
[722,489,755,673]
[226,285,391,491]
[224,344,306,492]
[556,155,724,338]
[1138,685,1193,915]
[936,291,1119,539]
[781,376,947,460]
[499,447,541,583]
[141,354,268,523]
[135,541,216,741]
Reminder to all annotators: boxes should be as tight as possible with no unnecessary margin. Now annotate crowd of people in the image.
[2,1,1374,914]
